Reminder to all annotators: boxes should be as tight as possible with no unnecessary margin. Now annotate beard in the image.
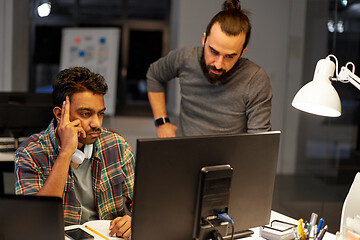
[78,128,101,145]
[200,48,240,85]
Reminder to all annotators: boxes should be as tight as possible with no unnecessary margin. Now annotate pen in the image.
[316,225,328,240]
[85,225,109,240]
[317,218,325,234]
[298,219,307,240]
[308,213,318,238]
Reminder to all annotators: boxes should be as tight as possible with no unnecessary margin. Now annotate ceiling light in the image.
[37,2,51,18]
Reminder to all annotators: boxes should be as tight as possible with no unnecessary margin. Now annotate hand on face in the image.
[57,96,86,156]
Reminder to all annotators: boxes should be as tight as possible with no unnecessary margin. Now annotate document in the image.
[260,220,296,240]
[65,220,123,240]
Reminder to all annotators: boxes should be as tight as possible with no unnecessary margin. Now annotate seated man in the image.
[15,67,134,239]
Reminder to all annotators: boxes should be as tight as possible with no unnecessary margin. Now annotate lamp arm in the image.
[327,54,339,77]
[338,66,360,91]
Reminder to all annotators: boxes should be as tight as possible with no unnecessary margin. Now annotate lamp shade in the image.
[292,58,342,117]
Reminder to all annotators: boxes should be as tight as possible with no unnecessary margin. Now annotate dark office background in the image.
[1,0,360,234]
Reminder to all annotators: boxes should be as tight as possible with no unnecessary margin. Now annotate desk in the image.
[64,211,336,240]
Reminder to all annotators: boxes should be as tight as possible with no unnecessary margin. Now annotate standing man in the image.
[147,0,272,138]
[15,67,134,239]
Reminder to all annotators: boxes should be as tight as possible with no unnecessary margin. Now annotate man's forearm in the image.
[148,92,168,119]
[36,151,72,198]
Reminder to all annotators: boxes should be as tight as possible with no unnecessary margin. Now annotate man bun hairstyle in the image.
[52,66,108,108]
[205,0,251,49]
[223,0,241,12]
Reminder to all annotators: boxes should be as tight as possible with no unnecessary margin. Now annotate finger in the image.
[60,96,71,125]
[109,225,116,237]
[109,220,115,230]
[73,120,86,138]
[68,120,86,138]
[109,218,120,236]
[122,227,131,239]
[115,222,131,238]
[79,127,86,138]
[59,100,66,126]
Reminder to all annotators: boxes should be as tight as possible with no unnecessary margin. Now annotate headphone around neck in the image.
[71,144,93,164]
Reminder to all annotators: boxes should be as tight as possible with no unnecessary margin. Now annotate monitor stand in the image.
[223,229,254,239]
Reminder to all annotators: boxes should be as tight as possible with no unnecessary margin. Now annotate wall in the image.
[0,0,13,91]
[0,0,28,92]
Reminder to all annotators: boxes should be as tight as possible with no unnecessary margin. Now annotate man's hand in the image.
[156,123,177,138]
[109,215,131,239]
[57,96,86,155]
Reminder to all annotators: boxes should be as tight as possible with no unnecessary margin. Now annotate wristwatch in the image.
[154,117,170,127]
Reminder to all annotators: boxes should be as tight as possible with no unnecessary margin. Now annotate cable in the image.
[203,218,224,240]
[218,213,235,240]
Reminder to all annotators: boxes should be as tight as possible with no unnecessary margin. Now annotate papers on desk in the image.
[65,220,123,240]
[260,220,297,240]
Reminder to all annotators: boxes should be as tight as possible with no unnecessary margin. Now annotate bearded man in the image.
[147,0,272,137]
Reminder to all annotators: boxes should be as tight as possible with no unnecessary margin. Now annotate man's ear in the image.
[53,107,62,125]
[202,32,206,46]
[240,46,248,57]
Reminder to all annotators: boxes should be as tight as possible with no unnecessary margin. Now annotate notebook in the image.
[0,194,64,240]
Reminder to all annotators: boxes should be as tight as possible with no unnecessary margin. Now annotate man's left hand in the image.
[109,215,131,239]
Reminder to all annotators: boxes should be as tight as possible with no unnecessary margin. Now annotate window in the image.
[29,0,170,115]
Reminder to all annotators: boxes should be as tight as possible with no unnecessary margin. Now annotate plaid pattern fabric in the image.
[15,120,135,226]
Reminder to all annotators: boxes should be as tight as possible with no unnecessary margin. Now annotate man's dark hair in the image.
[52,66,108,108]
[205,0,251,50]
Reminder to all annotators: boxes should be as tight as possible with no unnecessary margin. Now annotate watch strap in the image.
[154,117,170,127]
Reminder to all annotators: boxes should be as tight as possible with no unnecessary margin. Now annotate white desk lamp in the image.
[292,55,360,236]
[292,54,360,117]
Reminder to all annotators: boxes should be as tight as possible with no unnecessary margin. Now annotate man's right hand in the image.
[57,96,86,156]
[156,123,177,138]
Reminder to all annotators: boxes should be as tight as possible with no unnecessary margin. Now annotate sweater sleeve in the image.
[245,67,272,133]
[146,48,184,92]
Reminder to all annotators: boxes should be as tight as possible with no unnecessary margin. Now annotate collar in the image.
[48,119,60,153]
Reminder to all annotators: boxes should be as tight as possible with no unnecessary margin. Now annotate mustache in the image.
[86,128,101,134]
[208,65,226,74]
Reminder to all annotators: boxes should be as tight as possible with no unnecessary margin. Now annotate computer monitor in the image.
[0,92,53,139]
[0,194,64,240]
[131,131,281,240]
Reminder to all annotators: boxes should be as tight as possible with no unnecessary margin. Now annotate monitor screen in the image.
[131,131,281,240]
[0,92,53,138]
[0,194,64,240]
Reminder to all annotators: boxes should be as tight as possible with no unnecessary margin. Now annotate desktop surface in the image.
[131,131,281,240]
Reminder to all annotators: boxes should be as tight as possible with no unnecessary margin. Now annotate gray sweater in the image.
[146,46,272,136]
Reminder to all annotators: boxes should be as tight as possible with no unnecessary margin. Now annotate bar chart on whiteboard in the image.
[60,28,120,116]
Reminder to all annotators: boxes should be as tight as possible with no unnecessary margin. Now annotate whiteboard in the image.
[60,28,120,116]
